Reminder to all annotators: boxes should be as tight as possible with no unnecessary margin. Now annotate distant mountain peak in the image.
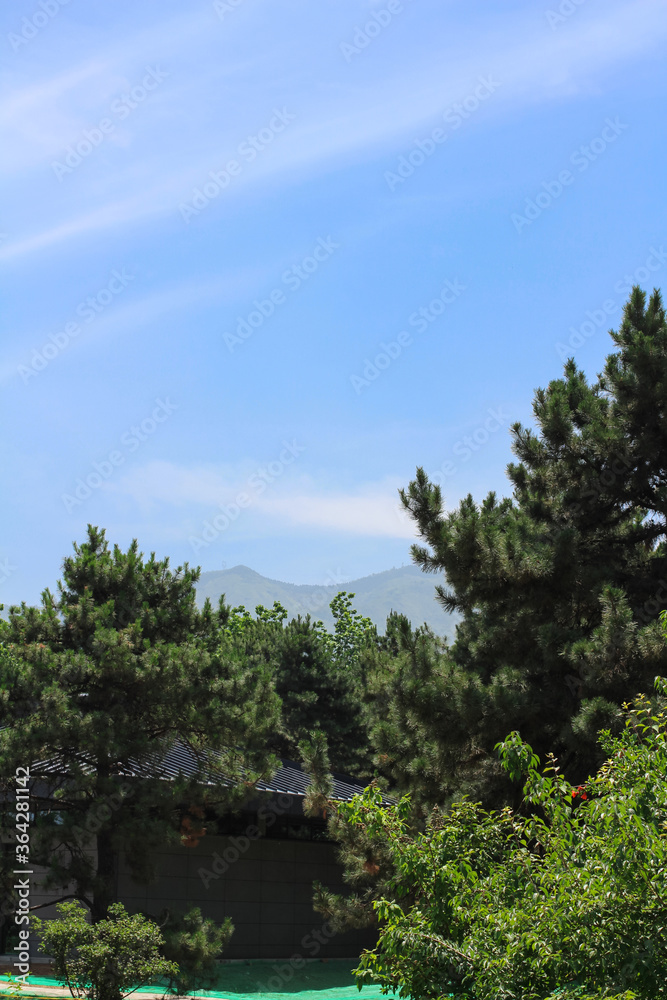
[195,564,458,640]
[224,565,263,578]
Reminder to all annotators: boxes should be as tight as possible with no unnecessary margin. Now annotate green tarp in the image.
[0,963,399,1000]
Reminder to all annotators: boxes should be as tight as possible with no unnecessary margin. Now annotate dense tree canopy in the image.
[354,678,667,1000]
[0,527,385,949]
[313,286,667,941]
[271,614,372,773]
[208,591,378,775]
[0,526,280,923]
[379,286,667,809]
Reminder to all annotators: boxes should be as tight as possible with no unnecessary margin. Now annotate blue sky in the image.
[2,0,667,607]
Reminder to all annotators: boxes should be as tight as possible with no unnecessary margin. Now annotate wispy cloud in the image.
[260,485,416,538]
[109,461,241,511]
[2,0,664,262]
[0,261,284,384]
[106,460,416,539]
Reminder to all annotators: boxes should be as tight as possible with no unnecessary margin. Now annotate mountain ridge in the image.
[195,563,459,640]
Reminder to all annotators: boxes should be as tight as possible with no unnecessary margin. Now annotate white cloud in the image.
[0,60,112,126]
[260,487,416,538]
[106,460,417,538]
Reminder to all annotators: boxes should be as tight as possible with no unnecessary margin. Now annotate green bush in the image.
[33,902,177,1000]
[157,906,233,996]
[348,677,667,1000]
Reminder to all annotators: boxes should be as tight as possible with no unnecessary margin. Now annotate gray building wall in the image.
[118,833,377,960]
[4,790,378,962]
[18,834,376,962]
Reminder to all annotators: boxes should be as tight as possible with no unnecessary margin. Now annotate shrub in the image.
[349,677,667,1000]
[33,902,177,1000]
[157,906,233,996]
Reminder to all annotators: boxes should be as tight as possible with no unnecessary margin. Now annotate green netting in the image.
[0,963,401,1000]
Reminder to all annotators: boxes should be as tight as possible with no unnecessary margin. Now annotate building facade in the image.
[3,755,380,961]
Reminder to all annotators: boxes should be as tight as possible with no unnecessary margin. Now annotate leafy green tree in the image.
[0,526,280,923]
[390,286,667,808]
[323,592,376,673]
[351,677,667,1000]
[33,902,176,1000]
[0,974,25,998]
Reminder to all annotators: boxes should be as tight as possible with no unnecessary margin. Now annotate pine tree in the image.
[0,526,280,922]
[213,600,376,776]
[272,615,373,775]
[389,286,667,808]
[124,579,381,781]
[313,286,667,937]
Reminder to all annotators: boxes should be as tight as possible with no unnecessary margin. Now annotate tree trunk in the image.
[92,826,116,923]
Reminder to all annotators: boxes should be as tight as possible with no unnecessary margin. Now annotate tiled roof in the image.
[31,739,391,803]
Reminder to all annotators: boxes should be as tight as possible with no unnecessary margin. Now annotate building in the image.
[4,745,381,961]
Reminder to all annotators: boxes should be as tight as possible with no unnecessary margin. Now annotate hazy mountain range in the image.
[195,564,459,640]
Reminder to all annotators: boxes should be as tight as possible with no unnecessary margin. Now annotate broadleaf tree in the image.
[352,676,667,1000]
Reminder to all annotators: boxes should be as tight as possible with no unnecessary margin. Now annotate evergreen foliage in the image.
[0,531,384,947]
[0,526,280,923]
[317,286,667,938]
[369,620,488,807]
[299,730,334,817]
[214,594,377,774]
[155,906,233,996]
[384,286,667,809]
[274,615,373,773]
